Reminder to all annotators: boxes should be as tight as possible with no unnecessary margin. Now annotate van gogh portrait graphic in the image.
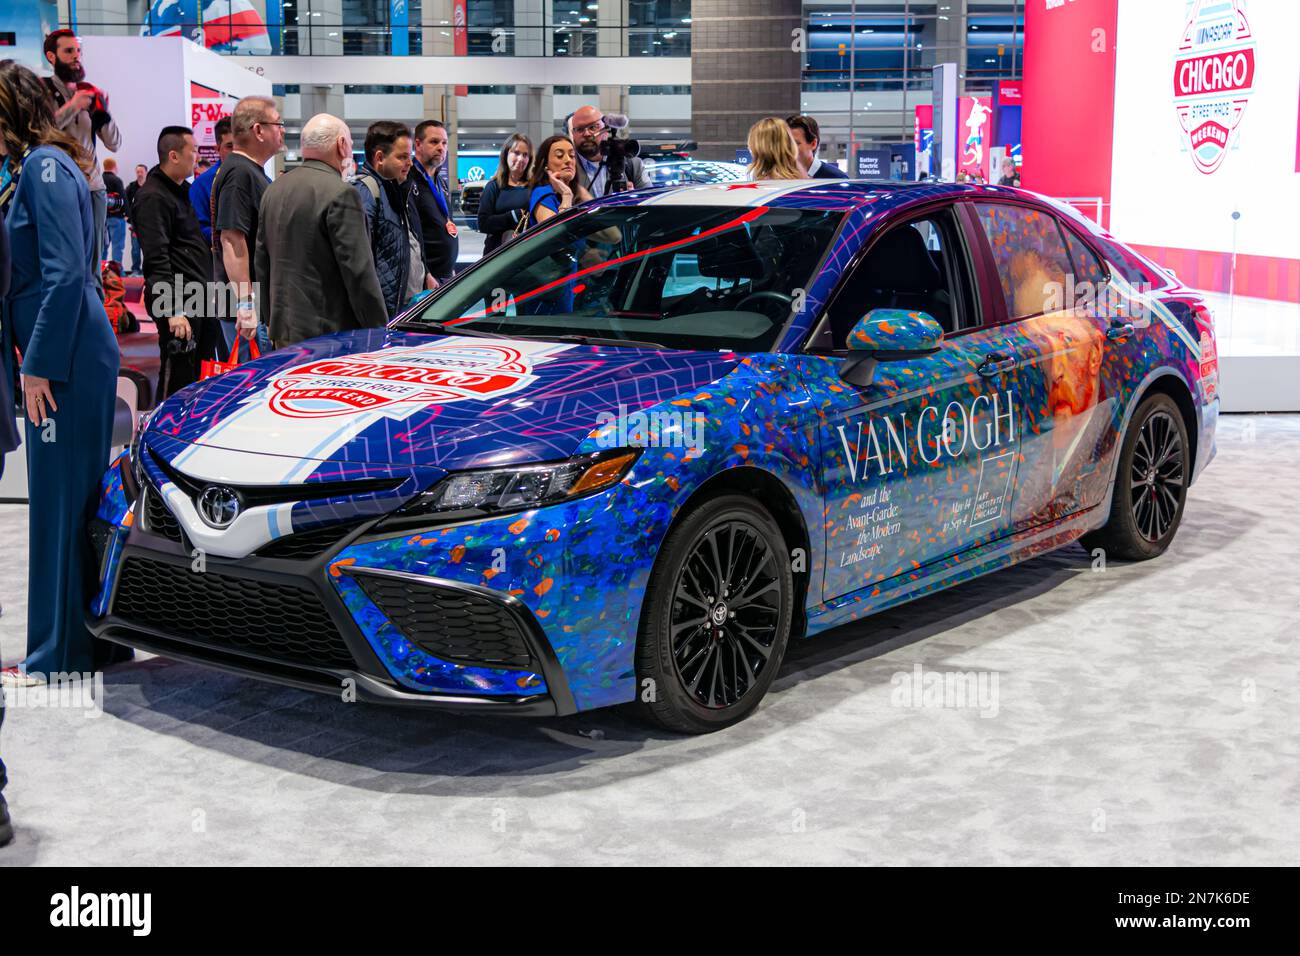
[1017,312,1107,524]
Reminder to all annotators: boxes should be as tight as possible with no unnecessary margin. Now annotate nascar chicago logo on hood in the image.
[265,340,567,419]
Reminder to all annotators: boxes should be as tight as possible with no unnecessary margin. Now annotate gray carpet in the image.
[1,414,1296,865]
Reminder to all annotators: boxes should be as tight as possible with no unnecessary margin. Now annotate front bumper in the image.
[89,510,578,716]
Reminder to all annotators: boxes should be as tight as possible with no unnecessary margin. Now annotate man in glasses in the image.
[567,105,650,198]
[211,95,283,359]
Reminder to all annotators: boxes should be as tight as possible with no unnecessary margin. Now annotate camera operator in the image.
[42,29,121,298]
[567,105,650,199]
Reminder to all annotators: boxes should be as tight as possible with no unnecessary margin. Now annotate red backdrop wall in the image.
[1021,0,1120,228]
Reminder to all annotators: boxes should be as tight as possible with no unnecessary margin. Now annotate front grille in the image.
[354,574,534,669]
[112,557,355,670]
[142,487,184,544]
[257,522,363,560]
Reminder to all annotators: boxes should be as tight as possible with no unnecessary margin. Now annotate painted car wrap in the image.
[88,180,1218,718]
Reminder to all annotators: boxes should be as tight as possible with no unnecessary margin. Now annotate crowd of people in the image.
[0,26,983,847]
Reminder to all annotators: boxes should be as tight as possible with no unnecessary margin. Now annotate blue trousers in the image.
[105,216,126,267]
[21,310,130,676]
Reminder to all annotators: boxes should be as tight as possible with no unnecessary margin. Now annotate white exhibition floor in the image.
[0,415,1296,866]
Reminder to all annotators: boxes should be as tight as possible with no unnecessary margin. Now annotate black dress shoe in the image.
[0,796,13,848]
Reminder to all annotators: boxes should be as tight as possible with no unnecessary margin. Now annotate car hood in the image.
[145,329,742,481]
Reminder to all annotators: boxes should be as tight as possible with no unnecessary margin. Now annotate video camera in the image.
[75,81,112,135]
[599,113,640,194]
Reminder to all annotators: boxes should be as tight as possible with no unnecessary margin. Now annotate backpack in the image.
[101,261,136,334]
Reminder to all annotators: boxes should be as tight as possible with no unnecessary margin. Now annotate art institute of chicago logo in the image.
[1172,0,1256,174]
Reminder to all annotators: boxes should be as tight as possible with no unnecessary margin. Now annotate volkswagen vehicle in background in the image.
[91,180,1218,734]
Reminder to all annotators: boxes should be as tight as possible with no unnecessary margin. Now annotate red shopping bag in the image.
[200,337,262,380]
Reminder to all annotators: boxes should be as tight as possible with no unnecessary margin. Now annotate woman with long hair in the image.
[475,132,532,255]
[526,134,593,225]
[0,59,126,685]
[746,116,805,181]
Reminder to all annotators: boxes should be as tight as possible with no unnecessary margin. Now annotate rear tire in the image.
[630,495,794,734]
[1081,392,1190,561]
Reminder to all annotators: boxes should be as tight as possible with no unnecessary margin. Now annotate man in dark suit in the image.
[411,119,459,284]
[786,114,849,179]
[255,113,388,346]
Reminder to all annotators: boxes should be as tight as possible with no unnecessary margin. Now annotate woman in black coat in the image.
[476,133,533,255]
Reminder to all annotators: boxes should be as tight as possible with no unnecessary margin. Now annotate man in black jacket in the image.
[132,126,219,396]
[353,121,434,318]
[411,119,459,283]
[125,163,147,275]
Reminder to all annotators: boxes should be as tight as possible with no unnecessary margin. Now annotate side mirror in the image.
[840,309,945,387]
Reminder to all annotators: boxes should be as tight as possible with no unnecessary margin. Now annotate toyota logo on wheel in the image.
[197,485,242,529]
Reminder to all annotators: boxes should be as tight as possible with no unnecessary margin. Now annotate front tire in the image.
[1082,392,1190,561]
[631,495,794,734]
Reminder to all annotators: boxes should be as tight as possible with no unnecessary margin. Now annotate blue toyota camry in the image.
[91,179,1219,732]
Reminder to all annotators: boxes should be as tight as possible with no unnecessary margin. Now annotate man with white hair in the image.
[254,113,387,346]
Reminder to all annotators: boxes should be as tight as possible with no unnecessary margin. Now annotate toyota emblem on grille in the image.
[197,485,242,529]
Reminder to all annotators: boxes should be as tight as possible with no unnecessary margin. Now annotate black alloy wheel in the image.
[1081,391,1190,561]
[632,495,794,733]
[1130,409,1185,543]
[670,518,783,710]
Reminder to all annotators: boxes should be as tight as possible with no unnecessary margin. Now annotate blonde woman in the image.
[746,116,804,181]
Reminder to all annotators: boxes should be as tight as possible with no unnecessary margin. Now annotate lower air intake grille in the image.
[353,574,535,669]
[142,487,185,544]
[112,557,355,670]
[257,522,363,560]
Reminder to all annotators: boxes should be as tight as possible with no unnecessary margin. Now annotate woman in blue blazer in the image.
[0,60,125,683]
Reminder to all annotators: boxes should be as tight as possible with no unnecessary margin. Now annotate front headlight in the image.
[378,448,641,529]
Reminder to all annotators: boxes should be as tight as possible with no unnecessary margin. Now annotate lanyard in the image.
[418,164,448,217]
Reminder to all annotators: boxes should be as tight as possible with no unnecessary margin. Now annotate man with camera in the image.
[568,105,650,198]
[42,29,121,297]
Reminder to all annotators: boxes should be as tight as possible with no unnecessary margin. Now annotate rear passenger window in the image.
[1059,224,1108,287]
[974,203,1073,320]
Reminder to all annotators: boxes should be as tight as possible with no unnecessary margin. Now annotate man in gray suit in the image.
[568,105,651,197]
[255,114,388,347]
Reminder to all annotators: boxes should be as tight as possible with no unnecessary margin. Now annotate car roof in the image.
[589,178,1037,214]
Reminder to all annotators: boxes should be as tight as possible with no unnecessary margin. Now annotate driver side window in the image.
[820,209,968,350]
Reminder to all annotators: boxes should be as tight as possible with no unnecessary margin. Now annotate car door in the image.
[964,201,1125,531]
[811,206,1026,604]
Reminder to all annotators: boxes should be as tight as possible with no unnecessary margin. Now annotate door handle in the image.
[1107,322,1136,340]
[977,353,1017,378]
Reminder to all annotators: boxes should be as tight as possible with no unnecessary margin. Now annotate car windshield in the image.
[400,204,844,351]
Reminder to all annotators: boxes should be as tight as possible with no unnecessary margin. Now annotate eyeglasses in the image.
[573,121,605,136]
[258,120,286,129]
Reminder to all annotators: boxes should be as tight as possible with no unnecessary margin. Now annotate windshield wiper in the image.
[393,319,511,339]
[507,332,667,351]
